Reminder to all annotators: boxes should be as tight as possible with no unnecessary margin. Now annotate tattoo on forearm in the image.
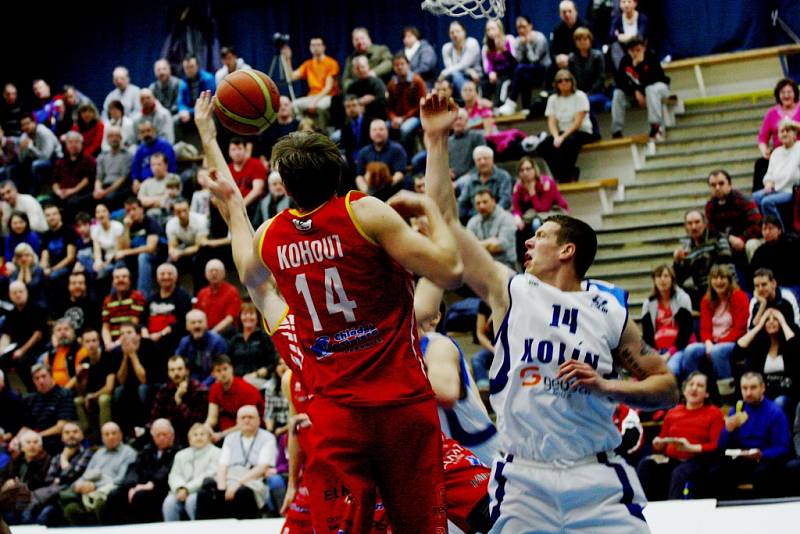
[618,346,646,380]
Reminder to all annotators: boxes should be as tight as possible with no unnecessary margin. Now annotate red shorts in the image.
[441,437,491,532]
[281,482,391,534]
[304,397,447,534]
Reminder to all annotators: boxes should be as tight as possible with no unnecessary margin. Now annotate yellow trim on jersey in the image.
[262,307,289,336]
[288,198,330,218]
[257,216,278,269]
[345,191,379,246]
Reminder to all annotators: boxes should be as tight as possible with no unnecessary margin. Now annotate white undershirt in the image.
[764,354,785,374]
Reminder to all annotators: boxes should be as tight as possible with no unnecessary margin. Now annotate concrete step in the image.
[596,221,684,244]
[657,131,756,155]
[624,175,752,200]
[675,107,763,125]
[595,241,678,262]
[683,97,772,114]
[614,191,710,212]
[646,144,758,167]
[602,206,689,228]
[607,198,705,218]
[635,157,753,181]
[680,98,775,117]
[666,118,763,140]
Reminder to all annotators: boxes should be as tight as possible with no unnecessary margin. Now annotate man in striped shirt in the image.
[101,267,145,350]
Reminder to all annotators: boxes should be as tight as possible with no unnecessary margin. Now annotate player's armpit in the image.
[450,222,513,317]
[609,317,680,409]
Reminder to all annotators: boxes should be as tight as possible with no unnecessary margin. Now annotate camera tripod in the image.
[268,52,296,101]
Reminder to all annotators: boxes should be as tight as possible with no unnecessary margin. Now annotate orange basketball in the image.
[213,69,281,135]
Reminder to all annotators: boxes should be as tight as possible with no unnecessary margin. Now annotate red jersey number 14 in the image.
[295,266,358,332]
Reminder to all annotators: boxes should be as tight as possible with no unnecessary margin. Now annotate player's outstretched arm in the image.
[195,90,272,294]
[421,94,513,317]
[352,191,463,289]
[558,317,679,410]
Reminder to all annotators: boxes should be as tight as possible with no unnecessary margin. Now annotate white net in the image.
[421,0,505,19]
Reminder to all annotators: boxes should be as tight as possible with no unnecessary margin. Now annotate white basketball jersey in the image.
[421,333,500,466]
[490,274,628,462]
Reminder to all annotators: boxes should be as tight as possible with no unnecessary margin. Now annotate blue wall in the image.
[4,0,799,108]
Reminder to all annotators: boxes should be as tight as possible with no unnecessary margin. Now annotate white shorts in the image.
[488,452,650,534]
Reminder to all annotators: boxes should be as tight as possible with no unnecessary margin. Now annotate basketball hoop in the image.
[421,0,505,19]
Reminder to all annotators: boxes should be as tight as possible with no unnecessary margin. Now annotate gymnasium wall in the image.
[3,0,800,107]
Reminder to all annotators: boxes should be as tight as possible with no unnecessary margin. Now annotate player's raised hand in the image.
[194,90,218,139]
[200,168,243,210]
[420,93,458,139]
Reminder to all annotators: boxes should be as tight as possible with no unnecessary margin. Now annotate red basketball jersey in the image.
[260,191,432,406]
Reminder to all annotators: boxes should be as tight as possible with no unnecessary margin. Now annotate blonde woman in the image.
[162,423,221,521]
[481,19,516,106]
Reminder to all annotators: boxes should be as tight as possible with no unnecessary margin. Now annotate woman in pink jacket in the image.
[511,156,569,262]
[753,78,800,191]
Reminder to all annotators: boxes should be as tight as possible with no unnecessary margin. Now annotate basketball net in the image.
[421,0,505,19]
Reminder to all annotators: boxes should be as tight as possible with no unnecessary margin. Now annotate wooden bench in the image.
[576,135,649,186]
[663,44,800,100]
[559,177,621,229]
[493,110,530,125]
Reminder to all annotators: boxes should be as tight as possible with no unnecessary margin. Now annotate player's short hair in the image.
[271,132,342,211]
[741,371,764,386]
[229,136,247,147]
[544,214,597,278]
[753,268,775,281]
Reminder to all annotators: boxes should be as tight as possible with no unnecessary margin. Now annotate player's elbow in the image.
[439,255,464,290]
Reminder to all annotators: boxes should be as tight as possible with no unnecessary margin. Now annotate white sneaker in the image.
[495,99,518,116]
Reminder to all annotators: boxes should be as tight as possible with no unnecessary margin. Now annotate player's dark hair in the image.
[271,132,342,211]
[229,136,247,147]
[545,214,597,278]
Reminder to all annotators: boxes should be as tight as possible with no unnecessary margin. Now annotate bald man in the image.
[103,66,141,117]
[101,418,178,524]
[197,404,277,520]
[195,259,242,335]
[0,280,47,390]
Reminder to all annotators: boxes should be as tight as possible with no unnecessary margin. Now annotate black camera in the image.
[273,32,290,49]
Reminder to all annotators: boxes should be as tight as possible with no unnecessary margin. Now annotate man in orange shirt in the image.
[194,258,241,337]
[283,36,340,124]
[43,318,82,391]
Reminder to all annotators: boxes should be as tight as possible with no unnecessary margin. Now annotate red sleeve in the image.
[658,408,673,439]
[85,122,104,158]
[224,284,242,320]
[704,201,715,234]
[511,182,525,217]
[208,382,221,405]
[724,289,751,342]
[699,296,712,342]
[700,407,725,453]
[249,158,266,180]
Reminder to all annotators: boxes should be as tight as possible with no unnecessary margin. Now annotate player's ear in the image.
[559,242,576,263]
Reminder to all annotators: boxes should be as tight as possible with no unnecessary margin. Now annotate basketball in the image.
[213,69,281,135]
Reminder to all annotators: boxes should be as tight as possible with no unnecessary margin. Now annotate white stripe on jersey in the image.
[422,333,500,466]
[489,274,628,462]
